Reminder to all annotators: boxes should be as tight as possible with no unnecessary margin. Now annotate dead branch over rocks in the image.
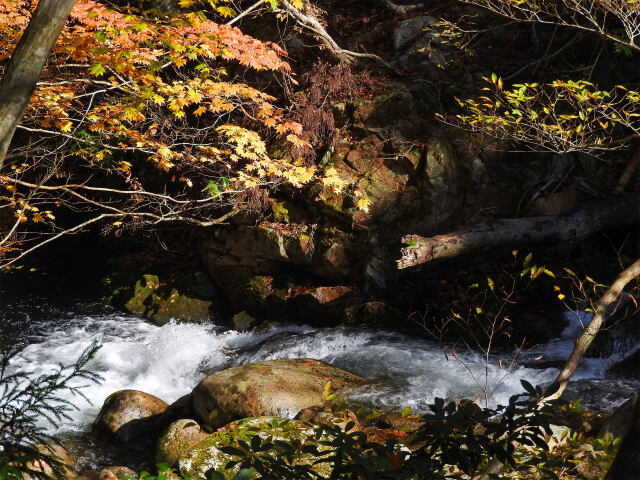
[397,193,640,269]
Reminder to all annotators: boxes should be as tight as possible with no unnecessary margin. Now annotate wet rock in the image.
[287,285,364,324]
[344,301,390,324]
[28,444,78,480]
[191,358,367,429]
[177,417,327,479]
[102,258,216,325]
[93,390,168,444]
[155,419,210,466]
[599,396,639,440]
[588,306,640,358]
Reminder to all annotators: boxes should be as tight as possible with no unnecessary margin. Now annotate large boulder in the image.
[191,358,367,429]
[177,417,328,479]
[155,419,210,466]
[93,390,168,444]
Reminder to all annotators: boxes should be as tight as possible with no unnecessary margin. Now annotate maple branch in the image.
[0,208,240,269]
[227,0,263,26]
[279,0,395,70]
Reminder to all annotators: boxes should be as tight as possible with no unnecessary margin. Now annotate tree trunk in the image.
[397,193,640,269]
[0,0,76,168]
[544,256,640,400]
[476,257,640,480]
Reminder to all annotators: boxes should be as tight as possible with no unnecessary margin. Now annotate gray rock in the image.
[392,16,438,52]
[599,396,639,440]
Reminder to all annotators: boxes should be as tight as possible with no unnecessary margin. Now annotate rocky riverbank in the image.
[44,357,639,480]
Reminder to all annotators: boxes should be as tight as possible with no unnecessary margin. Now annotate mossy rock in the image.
[191,358,367,429]
[271,201,290,223]
[114,273,213,325]
[155,419,210,466]
[177,417,330,479]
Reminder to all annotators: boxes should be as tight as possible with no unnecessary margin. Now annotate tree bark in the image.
[0,0,76,169]
[544,256,640,400]
[397,193,640,269]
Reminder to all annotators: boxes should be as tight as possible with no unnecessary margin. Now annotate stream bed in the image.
[2,294,639,469]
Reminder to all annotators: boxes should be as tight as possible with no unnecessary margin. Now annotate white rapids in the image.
[3,299,639,436]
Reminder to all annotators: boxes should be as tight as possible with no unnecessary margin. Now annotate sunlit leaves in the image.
[0,0,349,250]
[452,76,640,155]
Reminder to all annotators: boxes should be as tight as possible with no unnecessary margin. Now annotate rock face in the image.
[191,358,367,429]
[93,390,168,444]
[199,127,469,323]
[599,396,639,440]
[178,417,326,480]
[155,419,210,466]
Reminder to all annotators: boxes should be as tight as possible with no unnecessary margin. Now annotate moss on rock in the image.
[177,417,329,479]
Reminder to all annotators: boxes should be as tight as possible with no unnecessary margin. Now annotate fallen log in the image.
[397,192,640,269]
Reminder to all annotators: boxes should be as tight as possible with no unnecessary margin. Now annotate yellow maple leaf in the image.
[58,120,73,132]
[356,197,371,213]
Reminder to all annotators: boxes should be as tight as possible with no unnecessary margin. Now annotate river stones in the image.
[155,419,210,466]
[177,416,328,479]
[93,389,168,444]
[191,358,367,428]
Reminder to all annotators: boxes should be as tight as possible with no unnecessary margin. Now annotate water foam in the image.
[4,301,639,435]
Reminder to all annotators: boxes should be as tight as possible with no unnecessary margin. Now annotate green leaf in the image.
[89,63,106,77]
[520,379,536,395]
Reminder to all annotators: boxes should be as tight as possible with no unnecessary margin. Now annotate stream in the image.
[2,294,639,469]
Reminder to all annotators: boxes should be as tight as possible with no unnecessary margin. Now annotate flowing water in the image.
[2,295,639,468]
